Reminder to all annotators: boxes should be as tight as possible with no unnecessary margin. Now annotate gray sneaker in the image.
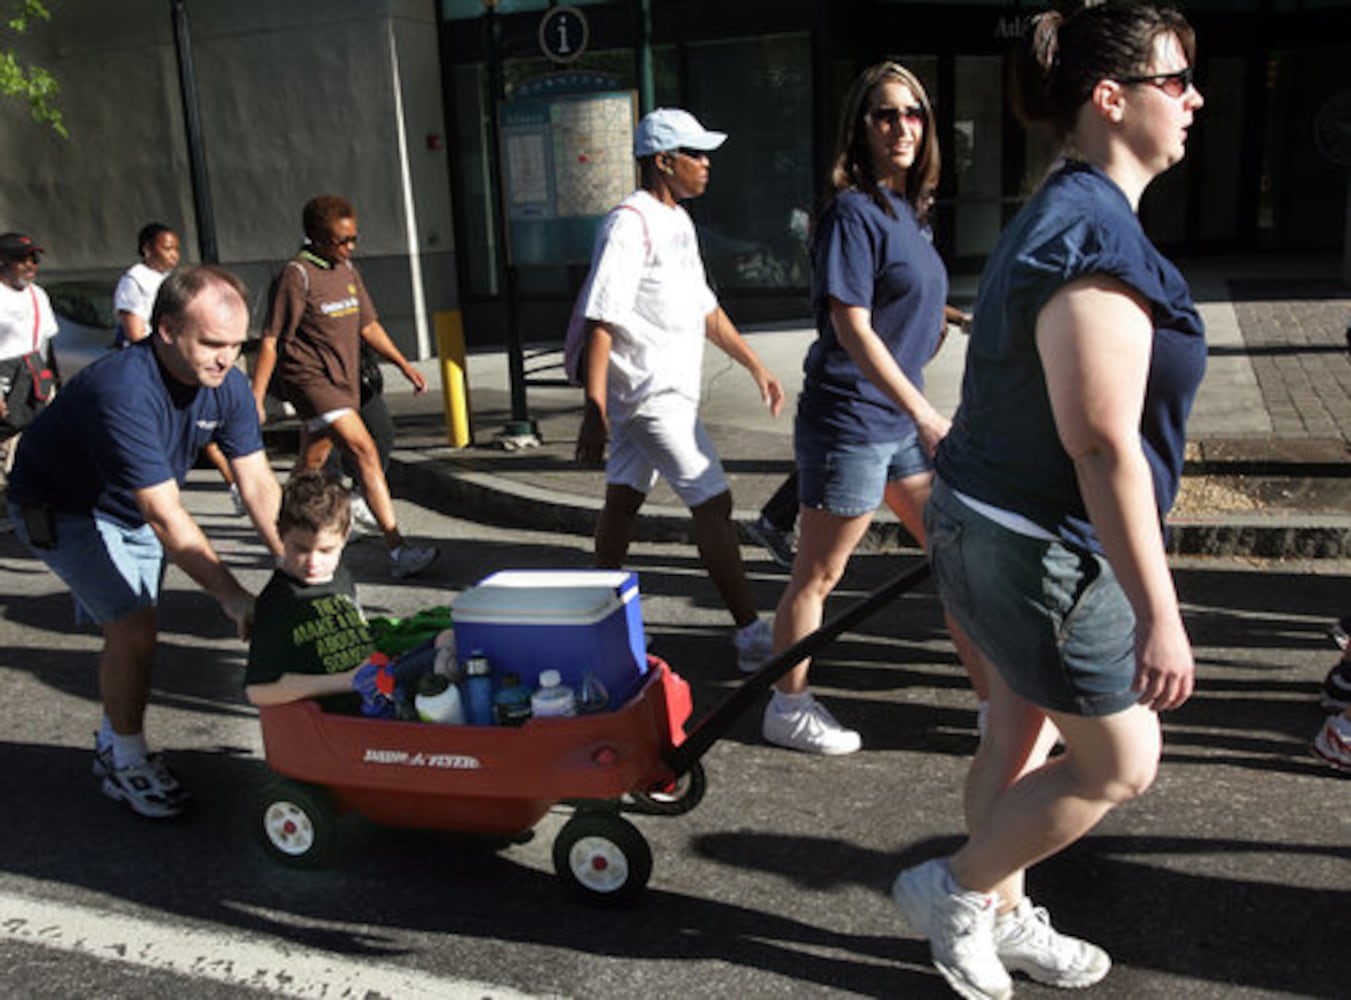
[745,514,795,568]
[390,543,437,579]
[733,617,775,673]
[892,858,1012,1000]
[993,897,1110,988]
[350,493,381,536]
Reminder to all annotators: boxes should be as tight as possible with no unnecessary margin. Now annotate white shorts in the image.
[607,394,728,508]
[303,407,356,434]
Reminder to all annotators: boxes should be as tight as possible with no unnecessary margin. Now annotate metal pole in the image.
[482,2,533,433]
[170,0,218,264]
[635,0,654,114]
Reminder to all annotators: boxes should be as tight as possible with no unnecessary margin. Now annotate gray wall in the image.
[0,0,457,359]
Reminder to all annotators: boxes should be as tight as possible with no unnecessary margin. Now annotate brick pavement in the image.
[1229,278,1351,445]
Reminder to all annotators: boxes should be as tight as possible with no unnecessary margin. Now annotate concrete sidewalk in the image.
[311,253,1351,560]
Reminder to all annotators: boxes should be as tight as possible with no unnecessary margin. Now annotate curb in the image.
[263,422,1351,560]
[383,448,1351,561]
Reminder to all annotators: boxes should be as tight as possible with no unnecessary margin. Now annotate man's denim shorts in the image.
[924,477,1140,717]
[8,501,164,625]
[795,418,932,518]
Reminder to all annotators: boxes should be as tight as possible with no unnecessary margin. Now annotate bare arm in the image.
[136,479,255,639]
[574,321,613,467]
[1036,274,1194,712]
[360,320,426,394]
[830,299,948,455]
[230,449,283,558]
[245,666,361,707]
[704,307,784,417]
[119,311,149,344]
[250,335,279,425]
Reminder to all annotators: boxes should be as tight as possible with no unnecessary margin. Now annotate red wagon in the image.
[256,656,703,903]
[253,563,931,905]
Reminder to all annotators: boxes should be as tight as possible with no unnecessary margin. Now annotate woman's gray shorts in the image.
[925,477,1140,717]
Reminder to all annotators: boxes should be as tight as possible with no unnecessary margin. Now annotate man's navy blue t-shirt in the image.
[9,339,263,527]
[798,187,947,444]
[935,161,1207,552]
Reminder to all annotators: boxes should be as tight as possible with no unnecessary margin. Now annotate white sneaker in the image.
[993,897,1110,988]
[390,543,437,579]
[762,693,862,755]
[99,752,192,820]
[228,483,247,517]
[892,858,1012,1000]
[350,494,381,536]
[733,617,774,673]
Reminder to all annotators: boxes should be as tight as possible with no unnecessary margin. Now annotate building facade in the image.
[2,0,1347,358]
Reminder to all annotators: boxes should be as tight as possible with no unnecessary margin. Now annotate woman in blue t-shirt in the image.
[893,4,1207,996]
[763,60,987,756]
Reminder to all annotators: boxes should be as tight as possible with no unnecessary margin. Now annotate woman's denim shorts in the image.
[924,477,1140,717]
[795,418,932,518]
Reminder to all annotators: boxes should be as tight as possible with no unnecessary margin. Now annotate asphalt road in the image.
[0,466,1346,999]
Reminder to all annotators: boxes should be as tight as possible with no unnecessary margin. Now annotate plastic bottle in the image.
[414,673,465,725]
[530,669,577,718]
[577,670,610,714]
[493,672,533,726]
[462,653,496,726]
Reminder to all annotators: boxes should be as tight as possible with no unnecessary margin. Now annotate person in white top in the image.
[0,232,57,359]
[574,108,785,672]
[114,223,181,345]
[0,232,59,460]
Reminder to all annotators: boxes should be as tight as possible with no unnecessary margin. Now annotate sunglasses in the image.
[675,147,710,161]
[867,104,925,128]
[1118,66,1193,99]
[326,234,359,248]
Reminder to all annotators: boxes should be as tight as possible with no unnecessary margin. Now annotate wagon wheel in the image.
[626,761,707,816]
[256,778,338,869]
[552,812,652,906]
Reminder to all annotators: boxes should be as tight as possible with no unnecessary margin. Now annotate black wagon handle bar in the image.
[663,559,932,775]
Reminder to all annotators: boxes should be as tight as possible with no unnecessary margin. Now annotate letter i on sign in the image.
[539,5,589,64]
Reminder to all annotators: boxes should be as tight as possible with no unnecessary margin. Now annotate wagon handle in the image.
[663,559,932,775]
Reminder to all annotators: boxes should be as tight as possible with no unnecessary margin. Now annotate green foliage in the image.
[1,0,65,138]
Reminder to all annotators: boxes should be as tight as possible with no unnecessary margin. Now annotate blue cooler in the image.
[450,570,647,706]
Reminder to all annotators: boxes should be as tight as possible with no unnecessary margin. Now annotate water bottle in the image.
[530,669,577,718]
[414,673,465,725]
[578,670,610,714]
[462,653,496,726]
[493,672,533,726]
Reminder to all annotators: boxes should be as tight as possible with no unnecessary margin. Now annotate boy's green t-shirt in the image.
[245,565,376,688]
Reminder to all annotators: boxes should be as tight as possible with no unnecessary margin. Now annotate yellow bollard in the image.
[435,309,472,448]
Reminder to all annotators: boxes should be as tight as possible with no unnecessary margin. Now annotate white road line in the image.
[0,890,542,999]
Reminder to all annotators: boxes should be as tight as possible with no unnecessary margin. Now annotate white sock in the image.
[110,731,149,769]
[771,689,811,714]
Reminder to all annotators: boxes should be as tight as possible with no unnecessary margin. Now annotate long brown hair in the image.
[829,60,941,221]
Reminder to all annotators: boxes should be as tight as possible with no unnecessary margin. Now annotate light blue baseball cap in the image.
[633,108,727,158]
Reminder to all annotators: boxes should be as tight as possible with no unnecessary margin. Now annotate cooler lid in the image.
[452,569,637,625]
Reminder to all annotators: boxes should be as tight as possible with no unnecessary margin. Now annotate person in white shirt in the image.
[114,223,181,346]
[573,108,784,672]
[0,232,59,466]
